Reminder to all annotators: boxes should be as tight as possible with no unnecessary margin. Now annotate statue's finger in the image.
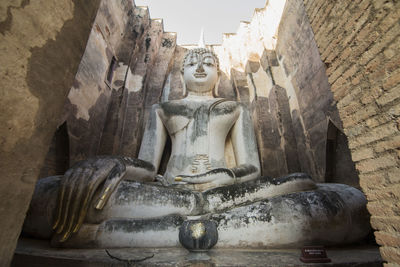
[59,168,94,242]
[53,169,74,230]
[73,161,115,233]
[94,164,126,210]
[181,175,213,184]
[55,167,82,234]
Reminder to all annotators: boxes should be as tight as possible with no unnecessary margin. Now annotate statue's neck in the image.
[185,91,214,100]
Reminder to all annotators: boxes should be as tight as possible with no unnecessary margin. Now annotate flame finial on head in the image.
[198,27,206,48]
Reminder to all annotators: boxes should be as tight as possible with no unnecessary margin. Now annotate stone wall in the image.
[51,1,179,165]
[0,0,101,265]
[63,1,153,164]
[208,0,357,183]
[303,0,400,265]
[275,0,358,183]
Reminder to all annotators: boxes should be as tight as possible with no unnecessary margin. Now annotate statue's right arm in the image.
[52,104,167,244]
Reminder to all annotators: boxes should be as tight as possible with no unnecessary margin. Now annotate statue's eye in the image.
[203,57,215,67]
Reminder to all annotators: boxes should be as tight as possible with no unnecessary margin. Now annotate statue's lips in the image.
[194,73,207,78]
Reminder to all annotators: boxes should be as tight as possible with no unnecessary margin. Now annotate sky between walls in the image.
[134,0,267,45]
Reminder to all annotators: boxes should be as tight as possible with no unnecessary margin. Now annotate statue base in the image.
[13,238,382,267]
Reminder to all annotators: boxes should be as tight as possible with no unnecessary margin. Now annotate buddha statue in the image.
[23,46,370,249]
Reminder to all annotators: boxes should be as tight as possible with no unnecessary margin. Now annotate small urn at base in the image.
[179,220,218,252]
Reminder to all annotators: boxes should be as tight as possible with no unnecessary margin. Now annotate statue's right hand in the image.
[52,156,126,243]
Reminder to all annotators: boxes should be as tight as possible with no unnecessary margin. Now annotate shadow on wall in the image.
[39,122,70,179]
[325,120,359,188]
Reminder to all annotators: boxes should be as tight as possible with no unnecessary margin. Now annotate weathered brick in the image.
[373,0,395,9]
[349,122,398,148]
[337,86,362,109]
[366,184,400,201]
[340,100,362,117]
[344,123,367,138]
[367,200,397,217]
[361,86,384,105]
[352,146,374,162]
[388,167,400,184]
[375,231,400,247]
[383,69,400,91]
[377,2,400,32]
[332,79,351,100]
[380,246,400,264]
[311,2,334,34]
[356,22,381,44]
[374,135,400,153]
[377,84,400,106]
[338,46,353,63]
[341,5,371,47]
[342,64,359,80]
[356,154,398,173]
[366,53,384,74]
[351,72,364,86]
[351,103,378,123]
[384,43,397,60]
[384,50,400,73]
[309,0,326,25]
[359,170,388,190]
[365,114,392,128]
[360,22,400,66]
[371,216,400,232]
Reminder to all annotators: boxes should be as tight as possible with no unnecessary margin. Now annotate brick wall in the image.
[303,0,400,265]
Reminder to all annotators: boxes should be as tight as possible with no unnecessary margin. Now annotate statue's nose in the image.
[196,61,204,72]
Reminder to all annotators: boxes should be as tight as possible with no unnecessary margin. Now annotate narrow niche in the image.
[105,56,117,86]
[325,120,359,188]
[38,122,70,178]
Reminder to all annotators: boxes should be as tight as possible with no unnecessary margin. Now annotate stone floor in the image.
[12,238,383,267]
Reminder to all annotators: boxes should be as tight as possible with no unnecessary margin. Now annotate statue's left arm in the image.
[229,103,261,181]
[176,104,261,187]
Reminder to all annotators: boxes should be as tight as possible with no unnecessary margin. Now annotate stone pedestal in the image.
[12,238,382,267]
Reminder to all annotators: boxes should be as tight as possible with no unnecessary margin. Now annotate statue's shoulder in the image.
[157,100,193,117]
[212,98,248,114]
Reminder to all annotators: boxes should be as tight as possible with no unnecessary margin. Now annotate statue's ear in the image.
[213,76,220,97]
[180,73,187,97]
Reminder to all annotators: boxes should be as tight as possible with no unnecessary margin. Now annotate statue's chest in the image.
[160,101,238,136]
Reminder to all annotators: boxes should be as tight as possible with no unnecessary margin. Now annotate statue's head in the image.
[181,48,220,97]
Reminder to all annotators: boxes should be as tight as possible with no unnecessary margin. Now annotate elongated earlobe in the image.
[213,76,220,97]
[180,73,187,97]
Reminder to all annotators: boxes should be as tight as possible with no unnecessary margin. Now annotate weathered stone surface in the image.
[275,0,344,182]
[114,19,164,157]
[97,5,151,156]
[268,85,301,173]
[167,45,187,100]
[141,32,177,132]
[304,0,400,263]
[252,97,286,177]
[13,238,383,267]
[63,0,143,164]
[0,0,101,264]
[24,177,370,249]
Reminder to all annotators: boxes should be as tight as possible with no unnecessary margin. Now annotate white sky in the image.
[134,0,267,45]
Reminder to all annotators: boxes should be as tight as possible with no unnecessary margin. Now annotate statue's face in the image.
[183,52,219,94]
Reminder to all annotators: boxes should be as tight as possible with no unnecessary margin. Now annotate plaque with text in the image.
[300,246,331,263]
